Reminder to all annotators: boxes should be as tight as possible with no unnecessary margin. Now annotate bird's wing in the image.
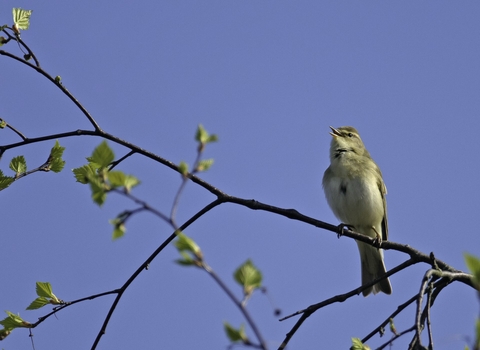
[376,168,388,241]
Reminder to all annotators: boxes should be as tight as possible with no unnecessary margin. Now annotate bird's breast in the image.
[324,174,384,227]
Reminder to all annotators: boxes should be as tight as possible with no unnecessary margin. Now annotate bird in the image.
[322,126,392,296]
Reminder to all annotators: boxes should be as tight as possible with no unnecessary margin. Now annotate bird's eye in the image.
[347,133,353,137]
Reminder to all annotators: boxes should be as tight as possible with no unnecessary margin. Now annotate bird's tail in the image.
[357,241,392,296]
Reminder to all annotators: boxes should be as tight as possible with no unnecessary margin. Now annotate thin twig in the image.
[203,262,267,349]
[415,270,432,348]
[91,199,223,349]
[1,158,56,191]
[112,188,172,224]
[170,149,202,226]
[0,118,28,140]
[170,176,189,227]
[31,289,121,327]
[281,258,417,323]
[362,291,418,344]
[278,260,415,349]
[15,32,41,67]
[426,283,433,350]
[374,278,453,349]
[109,150,136,170]
[0,50,101,131]
[377,325,416,350]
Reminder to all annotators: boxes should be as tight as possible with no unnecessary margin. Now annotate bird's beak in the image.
[329,126,342,138]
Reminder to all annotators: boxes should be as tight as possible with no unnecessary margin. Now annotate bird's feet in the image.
[336,223,355,238]
[371,226,382,248]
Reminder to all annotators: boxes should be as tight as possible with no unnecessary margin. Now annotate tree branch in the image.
[0,49,101,131]
[91,198,223,349]
[203,262,267,349]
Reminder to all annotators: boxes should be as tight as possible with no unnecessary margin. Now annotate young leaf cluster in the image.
[0,282,61,341]
[195,123,218,149]
[109,212,129,240]
[26,281,63,310]
[178,124,217,177]
[45,140,66,172]
[174,231,203,267]
[72,141,140,206]
[0,311,31,339]
[0,8,32,46]
[0,141,65,191]
[173,232,265,347]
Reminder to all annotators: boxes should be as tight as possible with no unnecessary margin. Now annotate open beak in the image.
[329,126,342,138]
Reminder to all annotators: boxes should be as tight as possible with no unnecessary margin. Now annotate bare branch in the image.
[0,118,27,140]
[0,50,101,131]
[109,150,136,170]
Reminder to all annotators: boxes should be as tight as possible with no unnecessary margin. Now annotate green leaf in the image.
[109,213,128,240]
[351,338,370,350]
[178,161,189,176]
[89,176,107,206]
[234,259,262,296]
[74,159,111,205]
[108,171,126,187]
[207,134,218,143]
[12,8,32,31]
[464,253,480,288]
[26,297,50,310]
[49,140,65,160]
[72,164,96,184]
[223,322,247,343]
[196,158,214,172]
[50,158,65,173]
[107,171,139,193]
[195,124,209,143]
[175,251,197,267]
[35,281,54,298]
[0,311,31,329]
[0,173,14,190]
[112,223,126,240]
[124,175,140,192]
[195,124,218,145]
[174,231,202,258]
[9,155,26,176]
[90,141,115,168]
[48,140,66,173]
[34,282,60,305]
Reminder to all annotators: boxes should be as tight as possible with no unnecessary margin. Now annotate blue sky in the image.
[1,1,479,349]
